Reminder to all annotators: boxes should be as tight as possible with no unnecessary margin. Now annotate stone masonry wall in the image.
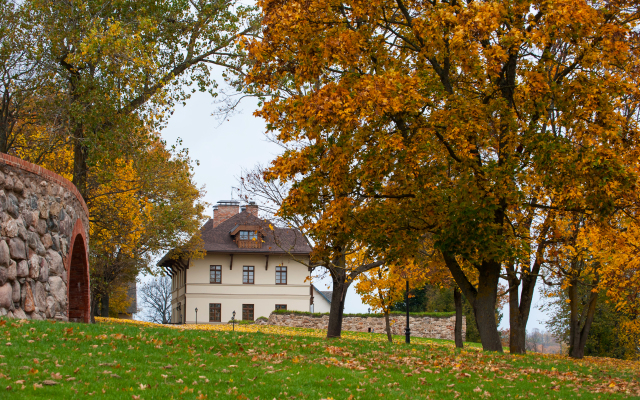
[264,313,466,341]
[0,154,90,321]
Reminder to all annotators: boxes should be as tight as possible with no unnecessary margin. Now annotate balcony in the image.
[236,239,262,249]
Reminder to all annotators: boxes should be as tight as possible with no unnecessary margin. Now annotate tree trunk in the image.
[72,126,88,199]
[0,87,10,153]
[100,291,109,318]
[568,276,599,359]
[473,261,504,352]
[90,292,99,322]
[507,268,526,354]
[443,253,504,352]
[327,278,348,338]
[506,224,548,355]
[384,310,393,343]
[454,287,463,348]
[508,285,526,354]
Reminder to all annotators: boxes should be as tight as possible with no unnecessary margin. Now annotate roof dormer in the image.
[229,224,264,249]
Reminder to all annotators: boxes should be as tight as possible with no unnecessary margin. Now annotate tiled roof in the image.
[200,211,312,255]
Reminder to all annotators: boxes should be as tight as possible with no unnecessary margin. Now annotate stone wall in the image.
[0,154,90,322]
[263,313,466,341]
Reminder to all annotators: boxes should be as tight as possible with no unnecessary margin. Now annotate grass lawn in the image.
[0,317,638,399]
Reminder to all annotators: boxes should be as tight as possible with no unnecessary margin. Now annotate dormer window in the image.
[230,225,264,249]
[239,230,258,241]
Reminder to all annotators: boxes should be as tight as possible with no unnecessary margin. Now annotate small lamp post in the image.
[405,279,411,344]
[232,310,236,331]
[195,307,198,325]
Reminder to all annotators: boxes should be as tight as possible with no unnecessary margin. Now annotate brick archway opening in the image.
[68,233,90,323]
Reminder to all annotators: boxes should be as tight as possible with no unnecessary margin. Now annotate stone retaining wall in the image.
[0,154,90,322]
[263,313,466,341]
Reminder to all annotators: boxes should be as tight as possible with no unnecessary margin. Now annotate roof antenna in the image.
[231,186,240,201]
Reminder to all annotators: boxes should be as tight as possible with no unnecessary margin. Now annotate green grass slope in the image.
[0,317,638,399]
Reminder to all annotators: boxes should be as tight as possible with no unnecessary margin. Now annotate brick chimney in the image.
[245,201,259,217]
[212,200,240,227]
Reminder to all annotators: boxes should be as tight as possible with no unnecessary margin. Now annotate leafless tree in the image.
[139,275,172,324]
[526,328,544,352]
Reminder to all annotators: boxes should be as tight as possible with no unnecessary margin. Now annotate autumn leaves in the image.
[242,0,640,355]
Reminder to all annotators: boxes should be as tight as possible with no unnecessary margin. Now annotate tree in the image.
[525,328,544,353]
[355,260,428,343]
[453,287,464,349]
[239,165,383,338]
[140,275,173,324]
[543,286,640,360]
[22,0,258,197]
[246,0,640,352]
[0,0,68,162]
[89,139,206,317]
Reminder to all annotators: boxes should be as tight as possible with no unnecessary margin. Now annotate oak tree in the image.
[247,0,640,352]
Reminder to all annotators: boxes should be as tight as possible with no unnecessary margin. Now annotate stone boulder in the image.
[38,257,49,283]
[23,283,35,313]
[0,283,12,309]
[0,240,10,266]
[28,254,39,280]
[12,308,26,319]
[42,234,52,249]
[48,276,66,309]
[6,260,15,281]
[2,219,17,238]
[34,281,46,310]
[9,238,26,260]
[16,260,28,278]
[11,281,20,304]
[14,178,23,193]
[46,250,63,276]
[45,296,56,318]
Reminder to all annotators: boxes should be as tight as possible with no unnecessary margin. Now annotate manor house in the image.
[159,200,331,324]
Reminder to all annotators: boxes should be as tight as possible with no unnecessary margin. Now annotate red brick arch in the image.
[66,218,90,323]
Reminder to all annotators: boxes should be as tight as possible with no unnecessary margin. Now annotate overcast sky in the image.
[155,81,549,331]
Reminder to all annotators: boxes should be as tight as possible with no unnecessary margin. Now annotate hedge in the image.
[270,309,455,318]
[227,320,255,325]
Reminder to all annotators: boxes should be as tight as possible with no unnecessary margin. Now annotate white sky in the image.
[153,83,548,331]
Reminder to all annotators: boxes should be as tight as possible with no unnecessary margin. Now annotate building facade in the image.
[311,284,332,313]
[159,200,313,324]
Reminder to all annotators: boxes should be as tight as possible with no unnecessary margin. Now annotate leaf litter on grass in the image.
[0,317,638,399]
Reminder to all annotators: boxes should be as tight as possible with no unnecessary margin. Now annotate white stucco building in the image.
[311,284,332,313]
[159,200,314,324]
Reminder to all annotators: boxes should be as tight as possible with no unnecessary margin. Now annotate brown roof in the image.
[200,211,312,255]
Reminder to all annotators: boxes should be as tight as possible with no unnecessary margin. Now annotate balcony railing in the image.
[236,239,262,249]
